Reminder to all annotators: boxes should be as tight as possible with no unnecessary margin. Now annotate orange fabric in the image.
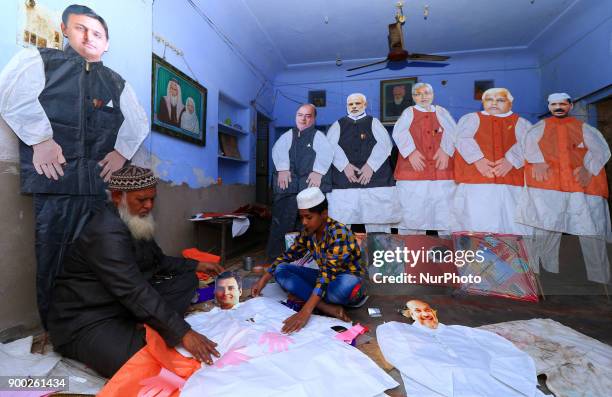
[98,325,200,397]
[394,109,454,181]
[182,248,221,281]
[525,117,608,198]
[454,112,524,186]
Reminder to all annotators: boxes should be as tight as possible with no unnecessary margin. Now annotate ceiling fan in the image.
[346,2,449,73]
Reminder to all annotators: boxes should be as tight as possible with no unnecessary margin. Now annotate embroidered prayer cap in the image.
[108,165,158,192]
[296,187,325,210]
[547,93,571,103]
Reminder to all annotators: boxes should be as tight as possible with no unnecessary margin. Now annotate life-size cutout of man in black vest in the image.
[266,103,334,260]
[325,93,399,233]
[0,4,149,327]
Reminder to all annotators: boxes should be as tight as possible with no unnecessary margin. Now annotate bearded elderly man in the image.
[326,93,399,232]
[452,88,533,235]
[47,166,224,378]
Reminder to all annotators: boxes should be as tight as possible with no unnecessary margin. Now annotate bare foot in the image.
[316,301,352,323]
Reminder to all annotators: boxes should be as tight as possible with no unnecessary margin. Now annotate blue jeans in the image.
[273,264,363,305]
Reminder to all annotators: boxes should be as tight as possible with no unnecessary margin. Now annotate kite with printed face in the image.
[214,271,242,310]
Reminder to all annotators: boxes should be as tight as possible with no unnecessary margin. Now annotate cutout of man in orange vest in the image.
[517,93,611,284]
[452,87,533,235]
[392,83,457,236]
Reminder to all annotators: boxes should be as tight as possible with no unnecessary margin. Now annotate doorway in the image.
[256,112,271,204]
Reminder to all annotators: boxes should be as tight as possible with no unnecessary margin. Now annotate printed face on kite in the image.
[215,276,241,309]
[346,95,366,115]
[412,86,434,108]
[482,92,512,115]
[61,14,109,62]
[548,100,572,118]
[407,300,439,329]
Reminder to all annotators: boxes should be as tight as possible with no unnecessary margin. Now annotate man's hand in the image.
[196,262,224,277]
[408,150,426,171]
[281,308,312,334]
[492,157,513,178]
[181,329,220,365]
[277,170,291,190]
[99,150,127,182]
[574,166,592,187]
[531,162,550,182]
[32,138,66,180]
[251,272,272,297]
[474,157,495,178]
[433,148,449,170]
[306,171,322,188]
[343,163,360,183]
[358,163,374,185]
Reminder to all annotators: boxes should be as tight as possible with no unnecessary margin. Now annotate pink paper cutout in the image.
[213,348,251,369]
[334,323,368,343]
[137,367,185,397]
[258,331,294,353]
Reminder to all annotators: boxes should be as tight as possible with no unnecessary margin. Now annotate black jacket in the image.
[47,203,197,348]
[20,46,125,194]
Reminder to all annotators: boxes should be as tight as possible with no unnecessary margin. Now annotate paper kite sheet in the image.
[178,297,398,397]
[452,233,539,302]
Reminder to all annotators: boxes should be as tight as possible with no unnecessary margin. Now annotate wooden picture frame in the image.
[380,77,417,123]
[152,54,207,146]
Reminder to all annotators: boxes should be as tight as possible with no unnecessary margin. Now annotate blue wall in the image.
[150,0,284,187]
[273,50,543,129]
[531,0,612,106]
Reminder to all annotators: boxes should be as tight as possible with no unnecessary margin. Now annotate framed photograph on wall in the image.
[474,80,494,100]
[308,90,326,107]
[152,54,207,145]
[380,77,417,123]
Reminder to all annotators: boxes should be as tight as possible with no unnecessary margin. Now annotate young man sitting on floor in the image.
[252,187,368,334]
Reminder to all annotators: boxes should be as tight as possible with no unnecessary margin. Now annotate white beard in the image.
[170,94,178,106]
[118,200,156,241]
[394,97,404,105]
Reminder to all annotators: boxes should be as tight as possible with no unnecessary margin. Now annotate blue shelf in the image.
[218,123,248,136]
[218,155,248,163]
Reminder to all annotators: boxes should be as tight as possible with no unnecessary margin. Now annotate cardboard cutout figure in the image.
[214,271,242,309]
[378,299,545,397]
[392,83,458,235]
[266,104,333,260]
[326,93,399,232]
[452,88,533,235]
[0,4,149,327]
[517,93,611,284]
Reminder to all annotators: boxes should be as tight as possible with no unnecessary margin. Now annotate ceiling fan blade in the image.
[346,65,389,78]
[407,61,449,67]
[346,58,388,72]
[406,53,450,61]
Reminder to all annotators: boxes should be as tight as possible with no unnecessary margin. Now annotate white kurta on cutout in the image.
[179,297,398,397]
[377,321,545,397]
